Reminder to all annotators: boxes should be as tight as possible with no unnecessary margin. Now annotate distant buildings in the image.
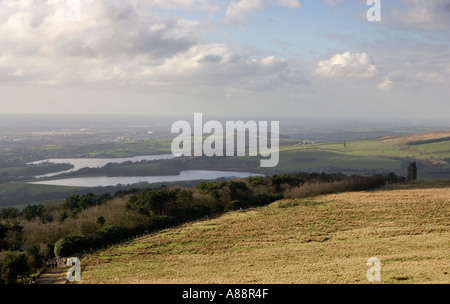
[298,140,315,145]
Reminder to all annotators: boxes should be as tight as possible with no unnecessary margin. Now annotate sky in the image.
[0,0,449,120]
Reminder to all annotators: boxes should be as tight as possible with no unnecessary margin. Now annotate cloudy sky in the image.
[0,0,449,119]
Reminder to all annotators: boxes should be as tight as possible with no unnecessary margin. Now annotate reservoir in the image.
[28,155,262,187]
[29,170,263,187]
[28,154,176,178]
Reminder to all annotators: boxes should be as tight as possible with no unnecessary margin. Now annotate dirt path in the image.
[36,262,67,284]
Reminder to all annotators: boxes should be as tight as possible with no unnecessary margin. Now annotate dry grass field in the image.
[79,181,450,284]
[380,131,450,146]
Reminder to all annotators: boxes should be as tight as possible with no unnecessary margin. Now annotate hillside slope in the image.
[381,130,450,146]
[78,181,450,284]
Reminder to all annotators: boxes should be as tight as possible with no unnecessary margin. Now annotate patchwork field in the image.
[79,181,450,284]
[3,130,450,208]
[380,131,450,146]
[275,132,450,177]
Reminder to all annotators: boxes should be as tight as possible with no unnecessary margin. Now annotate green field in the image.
[276,149,403,172]
[281,137,450,159]
[81,138,174,158]
[0,182,84,208]
[0,138,174,166]
[274,137,450,176]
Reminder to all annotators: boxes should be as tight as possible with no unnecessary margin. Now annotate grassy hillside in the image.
[79,181,450,284]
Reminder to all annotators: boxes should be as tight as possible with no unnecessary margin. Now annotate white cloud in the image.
[152,0,220,12]
[445,65,450,75]
[0,0,303,91]
[416,72,447,84]
[377,77,393,91]
[278,0,302,8]
[224,0,265,25]
[224,0,302,25]
[136,45,298,88]
[323,0,344,6]
[315,52,377,78]
[372,60,450,91]
[0,0,200,84]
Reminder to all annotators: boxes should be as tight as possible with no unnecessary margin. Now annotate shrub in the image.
[0,207,19,220]
[21,204,45,221]
[1,252,30,284]
[284,175,386,199]
[96,216,106,226]
[251,193,283,207]
[97,226,127,244]
[53,216,182,257]
[147,216,179,231]
[168,205,211,222]
[26,244,44,269]
[54,235,100,257]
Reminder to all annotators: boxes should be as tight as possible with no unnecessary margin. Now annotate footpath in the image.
[35,259,67,284]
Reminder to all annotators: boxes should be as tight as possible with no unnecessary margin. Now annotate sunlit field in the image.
[79,181,450,284]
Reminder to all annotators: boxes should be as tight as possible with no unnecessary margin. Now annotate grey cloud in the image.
[392,0,450,31]
[198,55,224,63]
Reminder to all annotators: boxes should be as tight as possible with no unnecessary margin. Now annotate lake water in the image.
[27,155,262,187]
[28,154,175,178]
[29,170,263,187]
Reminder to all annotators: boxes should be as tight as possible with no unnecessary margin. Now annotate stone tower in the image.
[407,162,417,181]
